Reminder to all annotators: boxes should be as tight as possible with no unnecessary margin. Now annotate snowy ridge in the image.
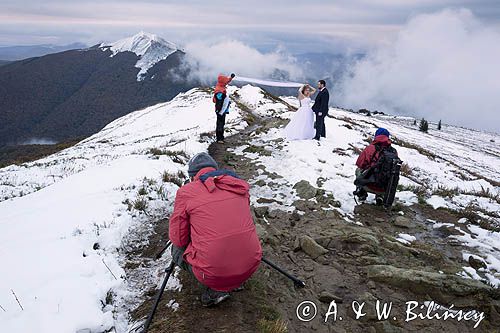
[0,85,499,331]
[100,32,179,81]
[0,87,247,332]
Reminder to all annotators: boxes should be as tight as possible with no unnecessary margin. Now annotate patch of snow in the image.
[427,195,449,209]
[396,233,416,244]
[453,224,500,287]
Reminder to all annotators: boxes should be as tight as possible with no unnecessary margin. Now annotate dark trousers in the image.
[314,113,326,139]
[216,113,226,141]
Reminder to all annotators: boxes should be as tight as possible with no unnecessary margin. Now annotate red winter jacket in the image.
[169,167,262,291]
[356,135,392,170]
[213,74,233,102]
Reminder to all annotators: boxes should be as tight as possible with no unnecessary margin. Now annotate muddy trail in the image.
[129,105,500,332]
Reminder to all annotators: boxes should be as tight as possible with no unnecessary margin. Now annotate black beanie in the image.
[188,152,218,177]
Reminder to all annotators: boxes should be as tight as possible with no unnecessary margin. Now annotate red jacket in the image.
[356,135,392,170]
[169,167,262,291]
[213,74,232,102]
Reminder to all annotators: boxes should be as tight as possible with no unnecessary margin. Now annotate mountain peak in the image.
[100,32,179,80]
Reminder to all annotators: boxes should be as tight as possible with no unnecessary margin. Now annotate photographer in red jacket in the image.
[354,128,398,205]
[169,152,262,307]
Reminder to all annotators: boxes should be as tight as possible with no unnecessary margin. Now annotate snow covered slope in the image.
[0,88,246,332]
[0,85,498,332]
[100,32,179,81]
[231,86,500,287]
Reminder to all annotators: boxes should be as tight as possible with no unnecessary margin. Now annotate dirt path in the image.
[128,102,500,333]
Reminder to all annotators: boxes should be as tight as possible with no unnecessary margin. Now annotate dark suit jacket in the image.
[312,88,330,115]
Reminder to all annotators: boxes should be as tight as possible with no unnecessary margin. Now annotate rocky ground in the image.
[128,103,500,333]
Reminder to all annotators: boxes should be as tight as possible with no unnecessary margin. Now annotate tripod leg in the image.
[155,240,172,259]
[261,257,305,288]
[142,261,176,333]
[384,162,401,208]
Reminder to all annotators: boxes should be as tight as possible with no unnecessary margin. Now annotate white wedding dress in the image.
[284,97,315,140]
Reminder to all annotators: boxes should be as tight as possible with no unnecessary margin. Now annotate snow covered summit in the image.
[101,32,179,80]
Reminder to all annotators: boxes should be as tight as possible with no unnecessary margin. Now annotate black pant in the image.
[216,113,226,141]
[314,113,326,140]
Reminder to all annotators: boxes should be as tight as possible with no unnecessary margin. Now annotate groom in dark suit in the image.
[312,80,329,141]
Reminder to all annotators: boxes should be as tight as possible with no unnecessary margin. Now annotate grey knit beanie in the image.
[188,152,218,177]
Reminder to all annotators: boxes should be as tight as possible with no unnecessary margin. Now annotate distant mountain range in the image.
[0,43,87,61]
[0,32,197,150]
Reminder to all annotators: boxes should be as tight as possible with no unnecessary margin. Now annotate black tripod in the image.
[142,242,305,332]
[141,260,175,333]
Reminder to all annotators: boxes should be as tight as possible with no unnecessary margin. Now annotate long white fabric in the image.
[233,76,303,88]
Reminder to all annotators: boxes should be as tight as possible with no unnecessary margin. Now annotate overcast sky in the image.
[1,0,499,53]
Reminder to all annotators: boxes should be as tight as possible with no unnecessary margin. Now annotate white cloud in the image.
[182,40,304,83]
[337,8,500,132]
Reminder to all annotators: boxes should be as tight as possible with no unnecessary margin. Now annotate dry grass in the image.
[432,185,500,204]
[148,148,188,164]
[257,318,287,333]
[400,163,412,177]
[162,171,184,187]
[133,197,148,212]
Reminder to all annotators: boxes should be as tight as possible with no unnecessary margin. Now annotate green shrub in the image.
[419,118,429,133]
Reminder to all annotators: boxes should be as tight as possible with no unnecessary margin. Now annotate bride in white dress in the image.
[284,84,316,140]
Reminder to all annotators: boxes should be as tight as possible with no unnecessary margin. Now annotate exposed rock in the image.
[374,322,403,333]
[316,177,327,187]
[314,236,332,249]
[290,211,301,221]
[367,265,493,304]
[256,198,282,205]
[265,171,283,180]
[293,180,318,200]
[317,192,342,208]
[436,224,463,237]
[293,199,316,212]
[318,291,343,304]
[242,144,272,156]
[253,206,269,218]
[255,224,268,240]
[299,235,329,259]
[304,265,315,272]
[267,209,280,219]
[338,231,380,255]
[393,216,412,228]
[254,180,266,187]
[293,237,301,252]
[469,256,487,270]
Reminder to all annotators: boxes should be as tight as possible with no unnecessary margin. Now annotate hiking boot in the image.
[375,195,384,206]
[353,188,368,202]
[201,288,230,307]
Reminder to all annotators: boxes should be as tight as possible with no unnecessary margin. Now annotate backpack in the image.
[371,144,400,189]
[214,92,226,112]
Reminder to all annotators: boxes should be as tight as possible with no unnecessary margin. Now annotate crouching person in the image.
[354,128,401,206]
[169,152,262,307]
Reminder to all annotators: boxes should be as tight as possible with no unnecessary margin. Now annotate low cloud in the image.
[182,40,304,84]
[337,8,500,132]
[19,138,57,145]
